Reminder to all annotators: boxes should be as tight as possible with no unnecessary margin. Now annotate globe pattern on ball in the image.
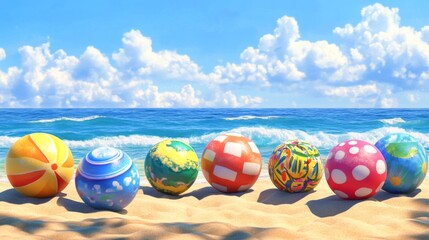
[145,139,199,195]
[268,140,323,193]
[375,133,428,194]
[75,147,140,211]
[6,133,74,198]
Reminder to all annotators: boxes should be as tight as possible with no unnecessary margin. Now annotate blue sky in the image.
[1,1,429,108]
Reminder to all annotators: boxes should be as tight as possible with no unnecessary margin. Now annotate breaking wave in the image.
[1,126,428,149]
[223,115,281,121]
[30,115,105,123]
[379,118,406,125]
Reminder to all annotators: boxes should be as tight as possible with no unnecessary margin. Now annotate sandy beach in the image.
[0,176,427,240]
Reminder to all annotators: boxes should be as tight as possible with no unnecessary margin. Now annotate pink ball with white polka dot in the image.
[325,140,387,200]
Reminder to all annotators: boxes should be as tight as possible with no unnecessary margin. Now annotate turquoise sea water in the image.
[0,108,428,178]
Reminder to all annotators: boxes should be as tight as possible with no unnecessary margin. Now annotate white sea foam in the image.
[30,115,105,123]
[0,136,20,147]
[193,126,429,149]
[223,115,281,121]
[379,117,406,125]
[64,135,172,148]
[1,127,428,149]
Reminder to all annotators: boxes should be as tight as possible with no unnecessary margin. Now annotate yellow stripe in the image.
[55,164,74,183]
[6,156,48,175]
[30,133,57,164]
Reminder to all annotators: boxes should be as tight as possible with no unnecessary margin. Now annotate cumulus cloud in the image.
[323,83,380,98]
[112,30,205,81]
[207,3,429,106]
[333,3,429,89]
[0,48,5,61]
[0,39,260,107]
[209,16,354,86]
[0,3,428,108]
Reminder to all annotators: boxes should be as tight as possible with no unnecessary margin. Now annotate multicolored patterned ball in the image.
[145,139,199,195]
[201,133,262,193]
[6,133,74,198]
[325,140,387,200]
[75,147,140,211]
[375,133,428,194]
[268,140,323,193]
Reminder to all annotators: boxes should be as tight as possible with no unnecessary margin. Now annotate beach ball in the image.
[145,139,199,195]
[325,140,387,200]
[375,133,428,194]
[201,133,262,193]
[268,140,323,193]
[6,133,74,198]
[75,147,140,211]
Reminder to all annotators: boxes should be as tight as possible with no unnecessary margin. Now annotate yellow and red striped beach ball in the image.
[6,133,74,198]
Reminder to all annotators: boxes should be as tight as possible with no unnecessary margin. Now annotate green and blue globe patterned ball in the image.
[145,139,199,195]
[375,133,428,194]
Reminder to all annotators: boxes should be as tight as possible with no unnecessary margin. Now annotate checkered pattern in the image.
[201,133,262,193]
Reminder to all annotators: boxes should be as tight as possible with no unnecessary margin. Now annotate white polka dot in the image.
[325,168,330,180]
[355,187,373,197]
[335,150,345,160]
[364,145,377,154]
[339,142,346,147]
[376,181,385,192]
[327,152,333,160]
[334,190,349,199]
[349,147,360,154]
[376,160,386,174]
[352,165,370,181]
[348,140,358,145]
[331,169,347,184]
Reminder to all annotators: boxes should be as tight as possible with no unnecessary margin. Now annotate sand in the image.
[0,176,428,240]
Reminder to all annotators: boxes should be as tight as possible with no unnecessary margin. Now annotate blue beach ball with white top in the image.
[75,147,140,211]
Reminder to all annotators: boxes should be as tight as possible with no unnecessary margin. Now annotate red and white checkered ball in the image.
[325,139,387,200]
[201,133,262,193]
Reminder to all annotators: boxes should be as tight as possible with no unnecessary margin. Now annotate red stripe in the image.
[55,171,68,192]
[7,170,46,187]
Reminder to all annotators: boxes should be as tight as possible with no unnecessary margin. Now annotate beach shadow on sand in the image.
[56,196,128,215]
[0,214,131,237]
[257,188,315,205]
[140,186,254,200]
[409,197,429,239]
[306,195,362,217]
[373,188,422,201]
[0,214,46,234]
[0,188,65,205]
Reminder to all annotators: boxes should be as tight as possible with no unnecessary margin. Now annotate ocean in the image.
[0,108,428,178]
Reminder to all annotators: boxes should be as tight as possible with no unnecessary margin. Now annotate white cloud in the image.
[334,3,429,89]
[112,30,204,81]
[0,39,260,107]
[323,83,379,98]
[378,97,396,108]
[214,91,262,108]
[206,3,429,106]
[132,84,201,108]
[0,48,5,61]
[408,93,419,103]
[74,46,118,84]
[130,83,261,108]
[0,3,428,108]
